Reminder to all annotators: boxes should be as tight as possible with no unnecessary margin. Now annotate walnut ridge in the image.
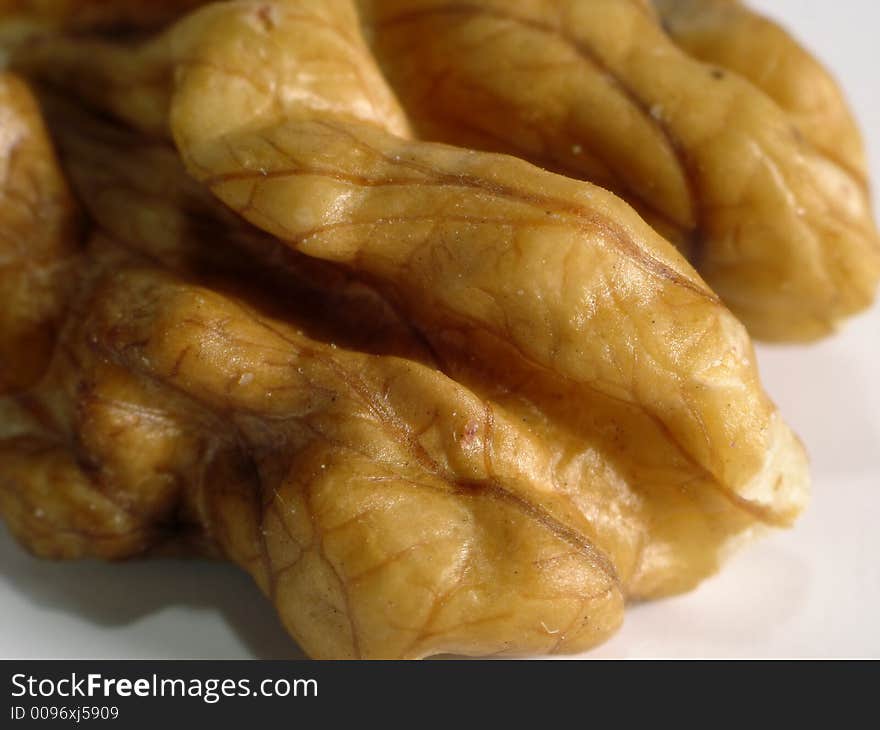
[2,0,872,658]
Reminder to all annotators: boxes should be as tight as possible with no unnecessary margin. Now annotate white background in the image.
[1,0,878,659]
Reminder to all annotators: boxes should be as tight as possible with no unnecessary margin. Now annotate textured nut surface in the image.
[13,0,880,339]
[0,0,817,658]
[0,0,207,31]
[359,0,880,340]
[0,73,80,393]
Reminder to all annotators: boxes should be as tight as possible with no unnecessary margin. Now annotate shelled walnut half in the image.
[361,0,880,340]
[2,0,857,659]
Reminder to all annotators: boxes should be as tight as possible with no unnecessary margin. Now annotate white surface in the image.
[1,1,879,659]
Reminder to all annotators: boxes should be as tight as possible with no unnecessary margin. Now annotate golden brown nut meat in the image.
[0,73,81,393]
[0,1,810,659]
[358,0,880,340]
[0,0,215,60]
[13,1,879,341]
[654,0,867,180]
[0,0,211,31]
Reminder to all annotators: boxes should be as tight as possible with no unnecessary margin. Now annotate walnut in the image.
[0,0,823,658]
[358,0,880,341]
[0,0,208,32]
[13,1,879,339]
[0,73,81,393]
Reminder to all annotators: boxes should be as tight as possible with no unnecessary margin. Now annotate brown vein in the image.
[375,2,704,245]
[205,149,717,303]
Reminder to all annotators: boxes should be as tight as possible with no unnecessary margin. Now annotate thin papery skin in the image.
[14,0,808,516]
[0,100,629,657]
[10,0,414,141]
[0,239,221,562]
[1,234,624,658]
[164,0,808,522]
[0,1,812,658]
[40,90,436,366]
[0,0,210,31]
[0,0,213,58]
[67,3,809,554]
[0,168,626,656]
[359,0,880,341]
[103,264,631,659]
[13,3,880,342]
[0,73,81,393]
[654,0,866,180]
[41,96,780,599]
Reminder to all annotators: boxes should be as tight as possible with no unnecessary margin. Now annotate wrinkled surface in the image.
[0,0,815,658]
[360,0,880,340]
[0,0,212,59]
[0,73,80,393]
[0,0,209,31]
[655,0,867,179]
[13,0,879,340]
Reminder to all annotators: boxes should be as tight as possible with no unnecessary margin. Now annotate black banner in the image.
[2,659,874,726]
